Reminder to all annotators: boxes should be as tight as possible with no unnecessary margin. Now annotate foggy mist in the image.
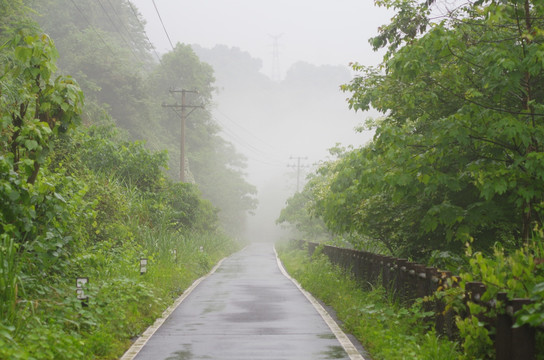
[193,45,375,241]
[115,0,392,242]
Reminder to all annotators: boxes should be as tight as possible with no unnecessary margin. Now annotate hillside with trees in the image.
[281,0,544,259]
[194,44,370,242]
[30,0,257,236]
[0,1,249,358]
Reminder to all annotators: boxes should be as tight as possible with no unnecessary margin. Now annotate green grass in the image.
[276,241,460,360]
[0,228,241,360]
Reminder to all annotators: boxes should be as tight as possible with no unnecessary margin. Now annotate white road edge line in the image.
[119,256,229,360]
[274,245,367,360]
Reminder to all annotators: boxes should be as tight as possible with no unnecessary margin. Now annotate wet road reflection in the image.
[133,242,352,360]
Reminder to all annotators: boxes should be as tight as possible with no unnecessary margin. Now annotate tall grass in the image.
[0,215,242,359]
[0,236,18,326]
[0,133,245,359]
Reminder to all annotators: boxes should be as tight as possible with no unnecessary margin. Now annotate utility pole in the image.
[162,89,203,182]
[287,156,308,192]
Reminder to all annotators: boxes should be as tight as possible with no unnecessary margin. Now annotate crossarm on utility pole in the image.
[162,89,203,182]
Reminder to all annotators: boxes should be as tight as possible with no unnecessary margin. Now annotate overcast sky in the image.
[130,0,393,78]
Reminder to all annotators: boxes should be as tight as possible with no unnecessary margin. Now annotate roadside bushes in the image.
[0,30,240,359]
[0,120,241,359]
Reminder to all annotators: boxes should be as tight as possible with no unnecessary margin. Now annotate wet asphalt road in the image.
[132,242,353,360]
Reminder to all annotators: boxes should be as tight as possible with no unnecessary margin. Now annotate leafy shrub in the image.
[441,236,544,360]
[157,181,219,233]
[77,124,168,192]
[0,28,241,360]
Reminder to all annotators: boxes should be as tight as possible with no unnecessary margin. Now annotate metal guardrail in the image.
[295,240,540,360]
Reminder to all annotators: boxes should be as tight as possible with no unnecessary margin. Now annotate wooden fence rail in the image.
[295,240,540,360]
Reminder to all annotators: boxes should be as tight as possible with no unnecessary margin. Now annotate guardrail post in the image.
[382,256,393,290]
[396,259,408,302]
[388,258,398,300]
[510,299,535,360]
[413,264,427,299]
[354,252,363,281]
[465,282,487,306]
[406,262,418,303]
[350,250,358,278]
[377,255,383,287]
[440,271,457,338]
[341,248,349,270]
[363,253,372,286]
[367,254,374,285]
[496,292,512,360]
[308,242,317,256]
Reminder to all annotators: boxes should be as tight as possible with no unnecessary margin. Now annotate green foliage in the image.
[0,24,241,360]
[31,1,258,237]
[520,281,544,328]
[456,315,494,360]
[370,0,431,55]
[437,235,544,359]
[63,122,220,234]
[146,43,257,235]
[0,30,86,330]
[282,0,544,262]
[277,242,460,360]
[0,237,18,326]
[276,179,333,242]
[462,242,543,301]
[0,0,36,42]
[0,30,83,184]
[30,0,155,134]
[77,123,168,192]
[157,182,219,233]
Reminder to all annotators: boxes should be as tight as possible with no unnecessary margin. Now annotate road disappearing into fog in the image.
[122,242,365,360]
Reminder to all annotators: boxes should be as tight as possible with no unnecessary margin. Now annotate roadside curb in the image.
[274,244,367,360]
[119,256,229,360]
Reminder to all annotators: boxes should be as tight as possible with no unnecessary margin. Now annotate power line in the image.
[172,112,283,168]
[105,0,138,45]
[245,155,287,167]
[170,108,285,167]
[105,0,149,61]
[151,0,175,50]
[214,109,277,151]
[212,115,285,165]
[127,0,163,64]
[69,0,117,57]
[96,0,143,63]
[213,117,284,166]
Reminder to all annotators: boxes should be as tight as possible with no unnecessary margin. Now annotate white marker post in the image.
[76,277,89,307]
[140,258,148,275]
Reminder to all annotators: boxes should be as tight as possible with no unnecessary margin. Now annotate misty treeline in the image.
[279,0,544,356]
[281,0,544,262]
[0,0,248,358]
[194,43,364,242]
[32,0,259,235]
